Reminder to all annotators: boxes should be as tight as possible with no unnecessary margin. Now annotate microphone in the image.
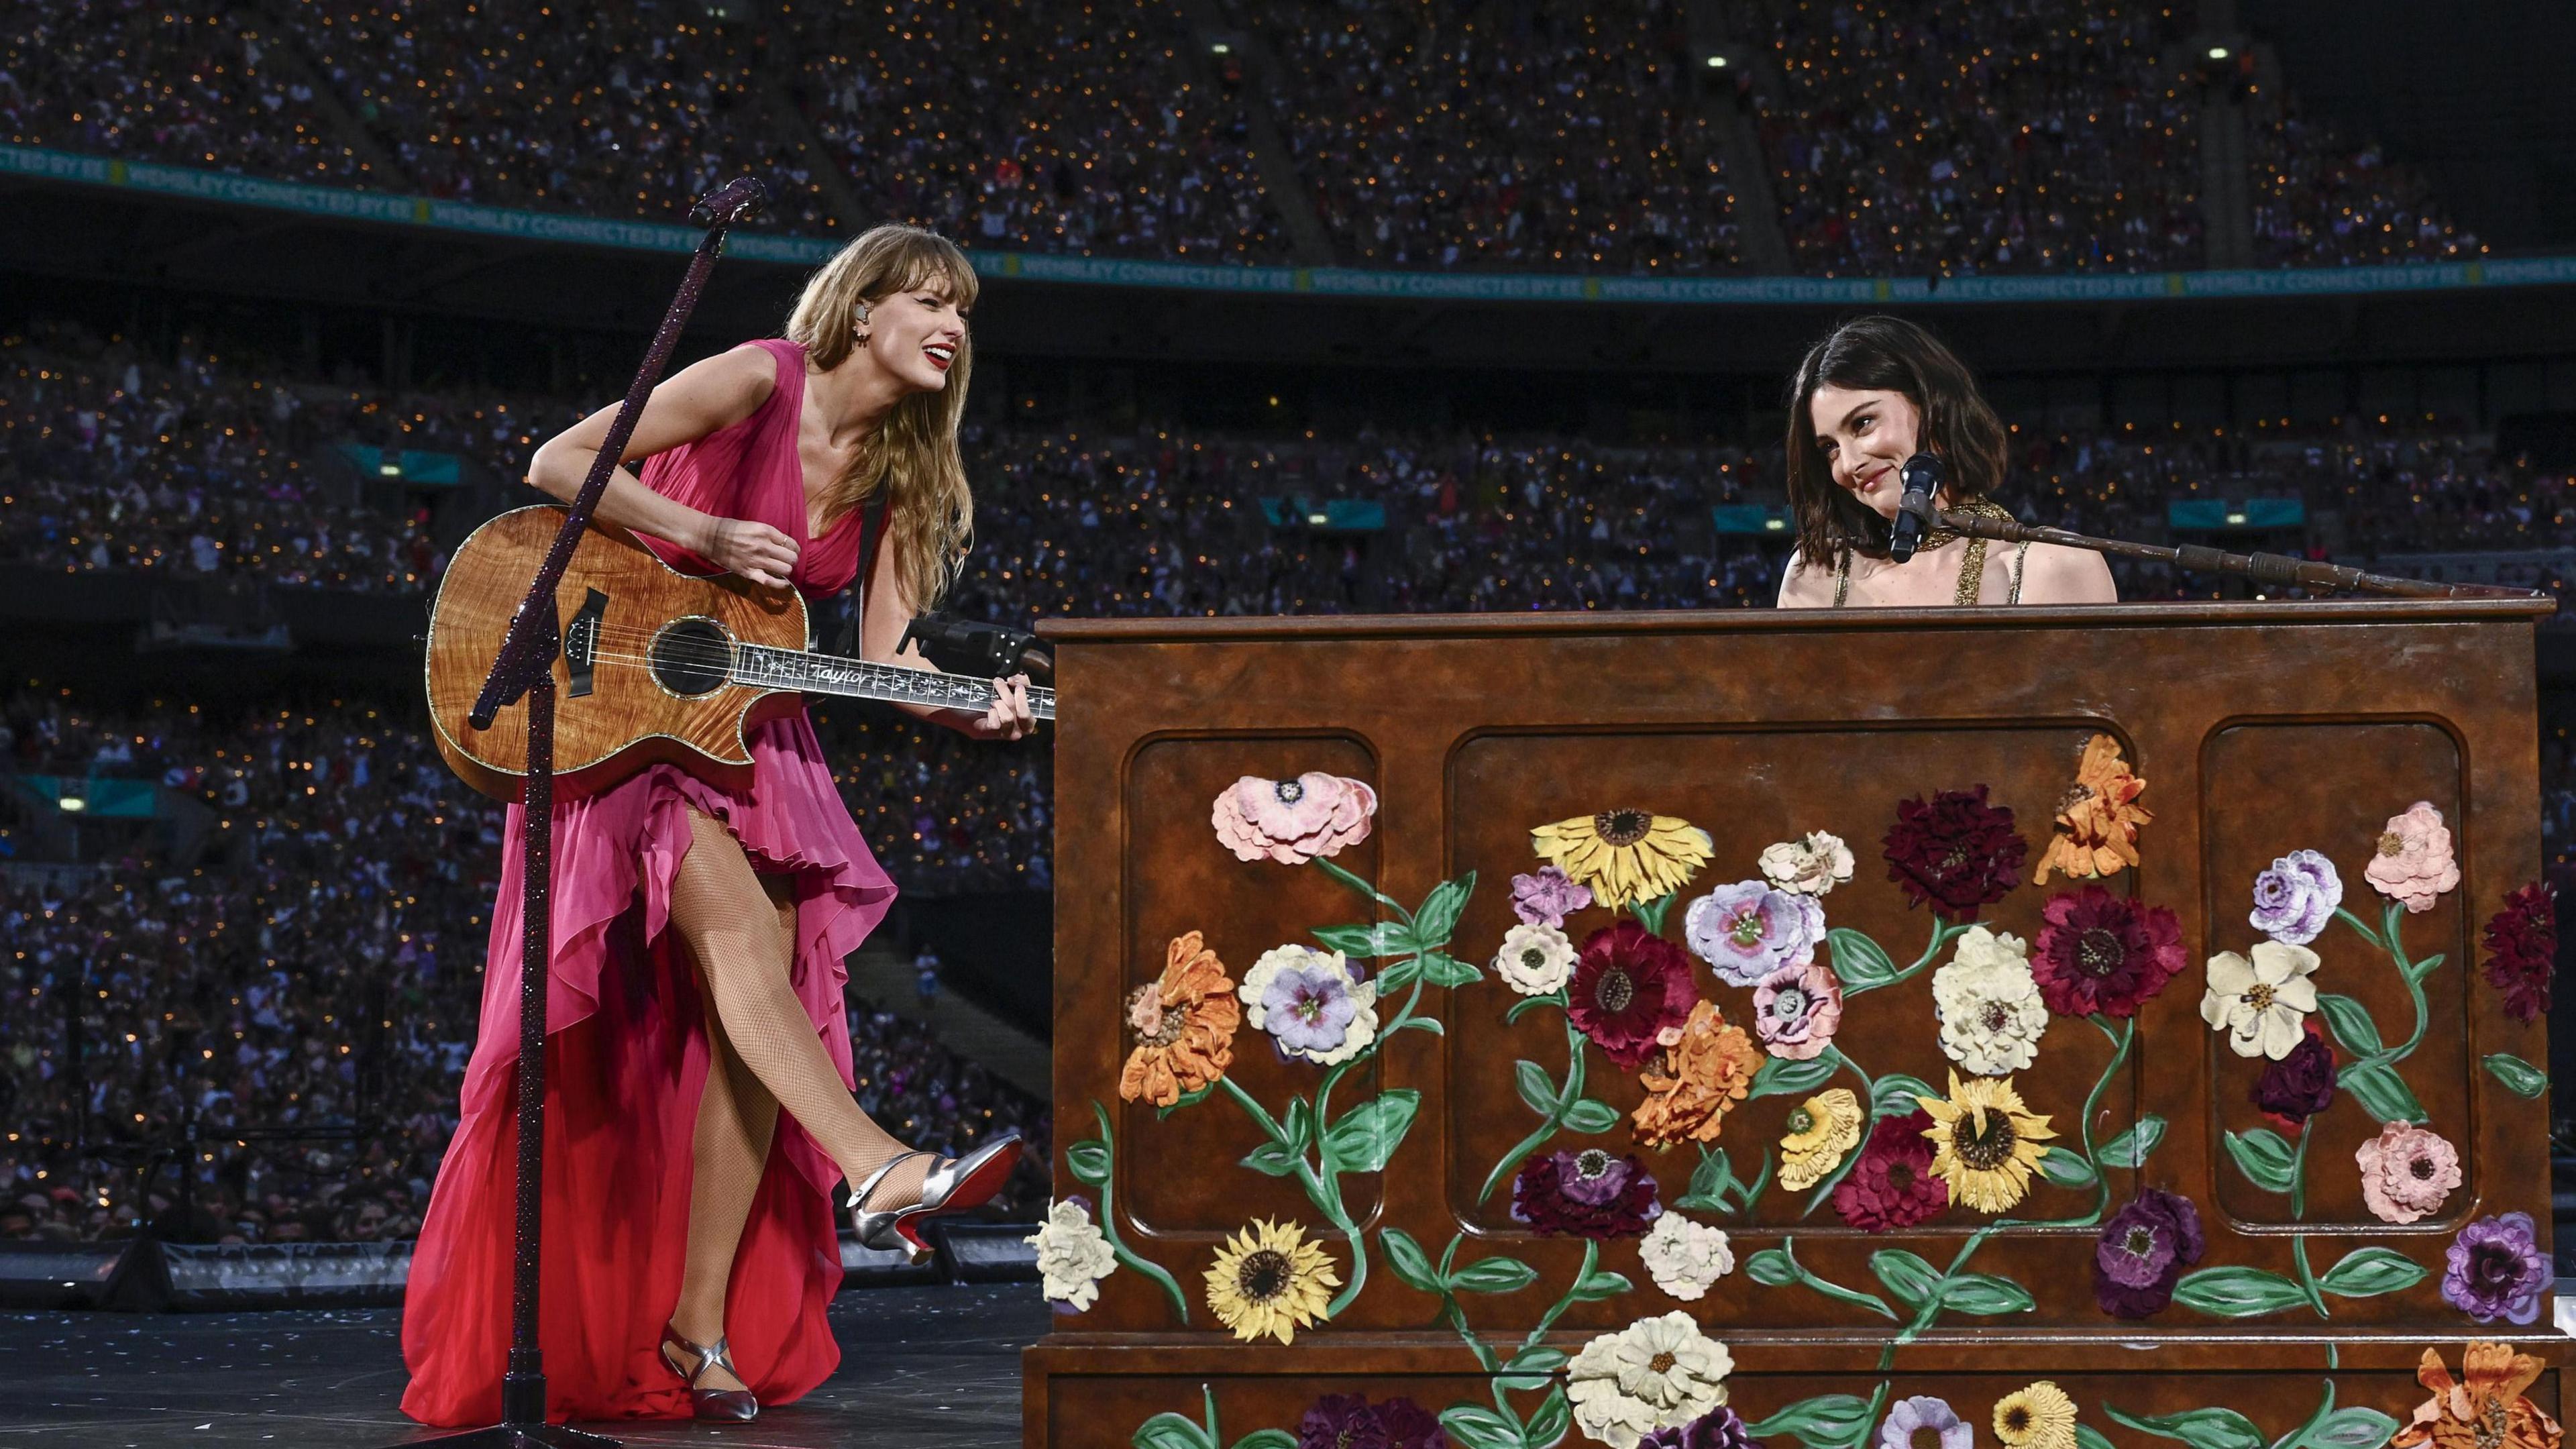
[1889,451,1943,563]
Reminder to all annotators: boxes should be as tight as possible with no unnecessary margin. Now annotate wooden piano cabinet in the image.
[1028,602,2565,1449]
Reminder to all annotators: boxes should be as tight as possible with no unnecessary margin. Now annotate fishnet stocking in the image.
[662,810,931,1390]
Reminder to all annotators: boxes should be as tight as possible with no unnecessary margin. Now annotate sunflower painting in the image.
[1915,1073,2058,1214]
[1204,1218,1339,1345]
[1992,1382,2079,1449]
[1532,810,1713,910]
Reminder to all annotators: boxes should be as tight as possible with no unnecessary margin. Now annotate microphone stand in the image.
[397,176,767,1449]
[1923,505,2549,601]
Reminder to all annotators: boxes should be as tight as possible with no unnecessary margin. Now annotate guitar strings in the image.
[573,623,932,676]
[561,623,1049,697]
[570,649,1029,706]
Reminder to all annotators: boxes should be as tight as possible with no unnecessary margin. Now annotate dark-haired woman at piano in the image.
[1775,315,2116,608]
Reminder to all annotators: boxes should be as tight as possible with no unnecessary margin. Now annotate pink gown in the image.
[400,339,895,1426]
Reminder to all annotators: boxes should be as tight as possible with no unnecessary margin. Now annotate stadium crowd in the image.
[1750,0,2206,275]
[789,0,1289,262]
[0,320,576,590]
[0,0,2482,274]
[0,689,1047,1243]
[2245,89,2483,268]
[1254,0,1746,272]
[274,0,843,235]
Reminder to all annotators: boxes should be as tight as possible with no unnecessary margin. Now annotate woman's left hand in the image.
[970,674,1036,741]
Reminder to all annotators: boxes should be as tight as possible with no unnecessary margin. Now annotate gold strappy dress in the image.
[1831,499,2032,608]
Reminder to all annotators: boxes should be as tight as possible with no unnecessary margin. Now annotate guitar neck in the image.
[731,644,1057,720]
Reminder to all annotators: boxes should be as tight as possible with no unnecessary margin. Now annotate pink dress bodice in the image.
[635,337,865,600]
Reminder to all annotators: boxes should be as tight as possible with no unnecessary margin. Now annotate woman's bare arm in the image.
[524,344,799,588]
[2017,541,2118,604]
[1775,549,1833,608]
[856,537,1035,740]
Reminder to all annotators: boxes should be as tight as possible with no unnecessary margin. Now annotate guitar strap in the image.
[833,494,892,657]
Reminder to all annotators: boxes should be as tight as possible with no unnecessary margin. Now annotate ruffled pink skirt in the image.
[399,709,894,1426]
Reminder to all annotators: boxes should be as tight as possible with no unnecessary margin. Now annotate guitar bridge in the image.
[564,588,608,697]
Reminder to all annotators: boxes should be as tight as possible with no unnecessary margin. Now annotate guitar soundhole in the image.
[648,617,733,697]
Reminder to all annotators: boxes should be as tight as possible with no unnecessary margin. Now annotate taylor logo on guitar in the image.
[425,505,1055,802]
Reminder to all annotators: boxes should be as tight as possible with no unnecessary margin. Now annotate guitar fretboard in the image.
[731,644,1057,719]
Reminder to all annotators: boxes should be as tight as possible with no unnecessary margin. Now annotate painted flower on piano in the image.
[1511,864,1595,927]
[2033,734,2150,885]
[2365,800,2463,914]
[1565,1311,1733,1449]
[1638,1212,1735,1301]
[1930,926,2048,1076]
[2199,939,2320,1060]
[1511,1147,1664,1240]
[1238,944,1379,1067]
[2031,886,2184,1019]
[1494,921,1578,997]
[1750,958,1843,1061]
[1915,1072,2058,1215]
[1203,1216,1339,1345]
[1881,786,2026,920]
[1212,771,1377,865]
[1990,1382,2078,1449]
[2441,1212,2549,1325]
[1116,930,1240,1107]
[2479,881,2557,1024]
[1630,1000,1760,1148]
[1878,1397,1972,1449]
[1833,1110,1950,1231]
[1570,920,1701,1069]
[2249,849,2343,946]
[1759,830,1855,897]
[1026,1196,1117,1313]
[1531,809,1714,911]
[2357,1120,2462,1225]
[2394,1342,2563,1449]
[1640,1405,1761,1449]
[1684,879,1826,987]
[2092,1187,2204,1319]
[2251,1024,2338,1128]
[1776,1088,1864,1192]
[1294,1393,1448,1449]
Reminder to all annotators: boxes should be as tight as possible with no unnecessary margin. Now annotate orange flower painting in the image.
[1118,931,1241,1106]
[1631,1000,1762,1148]
[2393,1342,2562,1449]
[2035,734,2151,884]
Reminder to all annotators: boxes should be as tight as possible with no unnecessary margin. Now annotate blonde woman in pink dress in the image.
[401,225,1034,1428]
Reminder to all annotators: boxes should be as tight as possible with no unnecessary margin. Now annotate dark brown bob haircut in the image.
[1783,315,2008,568]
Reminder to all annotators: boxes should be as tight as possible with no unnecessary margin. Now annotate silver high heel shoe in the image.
[659,1322,758,1422]
[849,1132,1026,1256]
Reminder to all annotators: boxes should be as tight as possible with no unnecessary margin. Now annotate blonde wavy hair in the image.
[784,223,979,612]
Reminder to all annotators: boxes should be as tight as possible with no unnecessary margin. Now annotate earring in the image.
[851,302,871,347]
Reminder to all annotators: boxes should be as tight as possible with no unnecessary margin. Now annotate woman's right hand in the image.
[696,515,800,590]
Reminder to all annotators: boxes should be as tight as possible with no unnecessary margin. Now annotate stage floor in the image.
[0,1285,1049,1448]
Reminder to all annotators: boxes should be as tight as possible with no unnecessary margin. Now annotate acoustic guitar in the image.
[424,505,1055,802]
